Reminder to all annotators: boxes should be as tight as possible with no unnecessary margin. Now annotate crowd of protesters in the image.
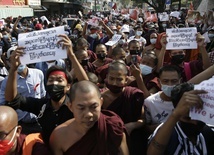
[0,5,214,155]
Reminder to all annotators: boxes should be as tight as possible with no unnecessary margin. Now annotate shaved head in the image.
[70,80,101,103]
[0,106,18,129]
[108,60,128,75]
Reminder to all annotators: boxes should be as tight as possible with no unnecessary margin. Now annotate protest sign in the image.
[87,16,101,27]
[170,11,180,19]
[190,76,214,125]
[105,34,122,46]
[166,27,197,50]
[158,12,169,21]
[18,26,67,65]
[40,16,50,24]
[129,9,138,20]
[0,20,4,28]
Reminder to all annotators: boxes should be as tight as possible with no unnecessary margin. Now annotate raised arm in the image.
[156,35,167,73]
[5,47,24,101]
[188,64,214,84]
[13,16,22,31]
[99,20,114,39]
[58,34,88,81]
[196,32,211,70]
[147,90,206,155]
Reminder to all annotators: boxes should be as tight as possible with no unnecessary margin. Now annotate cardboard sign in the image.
[18,26,67,65]
[190,76,214,125]
[158,12,169,21]
[166,27,197,50]
[105,34,122,46]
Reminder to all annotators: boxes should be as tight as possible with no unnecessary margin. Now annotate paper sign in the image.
[170,11,180,19]
[40,16,50,24]
[166,27,197,50]
[105,34,122,46]
[87,16,101,27]
[18,26,67,65]
[158,12,169,21]
[190,76,214,125]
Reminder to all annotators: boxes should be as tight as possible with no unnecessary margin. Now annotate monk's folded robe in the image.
[106,86,144,123]
[64,110,125,155]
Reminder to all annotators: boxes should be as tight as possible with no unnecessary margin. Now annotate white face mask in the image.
[136,31,142,36]
[90,33,97,39]
[139,64,153,75]
[208,33,214,39]
[161,84,175,97]
[150,38,157,44]
[162,24,167,27]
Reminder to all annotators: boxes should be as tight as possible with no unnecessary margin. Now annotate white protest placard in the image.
[0,20,5,28]
[105,34,122,46]
[40,16,50,24]
[158,12,169,21]
[190,76,214,125]
[166,27,197,50]
[18,26,67,65]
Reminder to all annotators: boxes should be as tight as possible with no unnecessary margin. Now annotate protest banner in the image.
[158,12,169,21]
[18,26,67,65]
[105,34,122,46]
[166,27,197,50]
[190,76,214,125]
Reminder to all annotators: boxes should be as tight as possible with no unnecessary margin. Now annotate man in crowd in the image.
[50,80,129,155]
[147,83,214,155]
[4,34,88,146]
[0,106,24,155]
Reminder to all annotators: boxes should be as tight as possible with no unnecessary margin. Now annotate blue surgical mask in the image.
[161,84,175,97]
[139,64,153,75]
[90,33,97,39]
[208,33,214,39]
[17,64,26,73]
[150,38,157,44]
[136,31,142,36]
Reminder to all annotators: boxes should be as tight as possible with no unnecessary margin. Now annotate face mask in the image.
[113,31,117,34]
[139,64,153,75]
[162,24,167,27]
[0,126,18,155]
[130,50,140,56]
[46,84,65,102]
[208,33,214,39]
[171,54,185,64]
[81,58,89,66]
[161,84,175,97]
[180,121,205,137]
[105,81,124,94]
[136,31,142,36]
[17,64,26,73]
[3,35,9,39]
[90,33,97,39]
[150,38,157,44]
[97,53,106,60]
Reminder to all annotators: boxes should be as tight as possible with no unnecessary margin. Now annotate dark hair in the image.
[108,60,128,75]
[128,40,140,49]
[171,82,194,108]
[159,65,181,78]
[69,80,101,102]
[112,47,125,56]
[46,65,73,84]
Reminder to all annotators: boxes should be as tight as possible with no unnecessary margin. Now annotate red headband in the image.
[49,71,67,80]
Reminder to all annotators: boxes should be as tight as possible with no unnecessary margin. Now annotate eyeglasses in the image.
[0,126,17,141]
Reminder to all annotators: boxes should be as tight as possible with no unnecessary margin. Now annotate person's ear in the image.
[66,83,71,92]
[68,102,73,112]
[16,125,22,138]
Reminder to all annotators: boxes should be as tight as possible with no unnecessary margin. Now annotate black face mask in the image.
[105,81,124,94]
[171,54,185,64]
[46,84,65,102]
[81,59,89,66]
[97,53,106,60]
[130,50,141,56]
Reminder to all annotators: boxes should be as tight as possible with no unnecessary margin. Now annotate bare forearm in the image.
[5,68,18,101]
[199,46,211,70]
[147,114,179,155]
[135,75,150,98]
[103,24,114,38]
[188,64,214,84]
[69,50,88,81]
[156,47,166,73]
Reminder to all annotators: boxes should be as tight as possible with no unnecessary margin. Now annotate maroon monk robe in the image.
[16,134,26,155]
[88,50,97,63]
[106,86,144,124]
[83,62,97,74]
[64,110,125,155]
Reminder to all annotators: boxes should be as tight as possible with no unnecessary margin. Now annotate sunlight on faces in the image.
[158,71,181,86]
[69,90,103,129]
[96,45,107,55]
[76,50,89,63]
